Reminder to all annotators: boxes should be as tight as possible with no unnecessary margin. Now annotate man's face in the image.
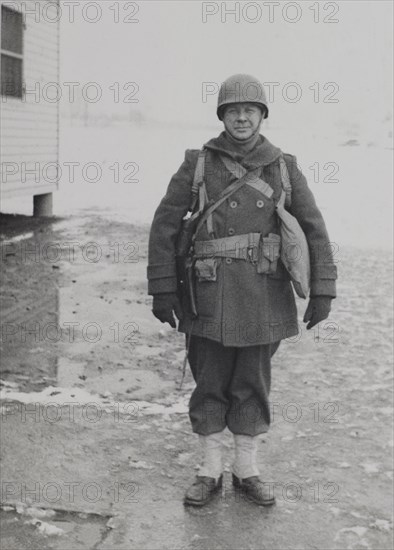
[222,103,264,140]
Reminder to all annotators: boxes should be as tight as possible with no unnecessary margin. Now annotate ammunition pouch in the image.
[195,258,218,282]
[257,233,281,274]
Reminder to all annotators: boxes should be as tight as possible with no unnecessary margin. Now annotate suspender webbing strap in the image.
[189,149,207,215]
[191,150,206,194]
[188,149,214,234]
[279,156,292,209]
[192,172,254,243]
[189,149,292,240]
[220,155,274,199]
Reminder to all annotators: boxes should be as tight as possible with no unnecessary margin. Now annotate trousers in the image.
[187,335,280,436]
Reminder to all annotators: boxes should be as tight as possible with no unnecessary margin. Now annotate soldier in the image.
[147,74,337,507]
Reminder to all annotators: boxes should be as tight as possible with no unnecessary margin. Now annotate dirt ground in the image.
[0,213,393,550]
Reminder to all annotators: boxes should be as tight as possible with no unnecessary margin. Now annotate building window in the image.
[1,5,24,97]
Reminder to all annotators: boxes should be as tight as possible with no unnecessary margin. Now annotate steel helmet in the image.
[217,74,269,120]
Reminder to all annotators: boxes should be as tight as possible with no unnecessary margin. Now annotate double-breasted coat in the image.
[147,133,337,346]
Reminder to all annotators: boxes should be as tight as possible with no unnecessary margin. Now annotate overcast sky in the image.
[60,0,393,137]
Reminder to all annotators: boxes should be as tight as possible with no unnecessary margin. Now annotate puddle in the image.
[0,507,110,550]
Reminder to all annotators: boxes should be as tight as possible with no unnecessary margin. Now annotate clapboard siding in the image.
[3,109,58,122]
[2,155,58,164]
[1,108,58,118]
[1,0,60,198]
[6,129,58,137]
[3,141,58,150]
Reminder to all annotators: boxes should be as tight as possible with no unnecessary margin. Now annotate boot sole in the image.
[184,496,215,507]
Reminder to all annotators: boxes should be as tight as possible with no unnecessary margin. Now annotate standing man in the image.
[147,74,337,507]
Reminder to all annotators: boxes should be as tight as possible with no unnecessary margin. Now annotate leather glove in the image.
[303,296,332,330]
[152,293,183,328]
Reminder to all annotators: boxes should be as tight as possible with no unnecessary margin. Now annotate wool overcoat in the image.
[147,133,337,346]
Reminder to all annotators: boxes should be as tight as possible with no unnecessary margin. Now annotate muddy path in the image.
[0,214,393,549]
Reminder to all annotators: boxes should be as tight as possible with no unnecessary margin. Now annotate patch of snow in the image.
[0,380,19,389]
[1,505,14,512]
[128,460,154,470]
[4,232,34,244]
[26,518,64,536]
[0,384,190,418]
[25,507,56,519]
[0,385,104,405]
[350,511,368,519]
[361,463,380,474]
[370,519,392,532]
[335,526,368,539]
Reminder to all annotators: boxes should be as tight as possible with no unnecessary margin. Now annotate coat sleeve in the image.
[284,154,337,298]
[147,149,199,295]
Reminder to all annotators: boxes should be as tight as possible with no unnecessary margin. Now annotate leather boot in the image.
[232,473,275,506]
[184,475,223,507]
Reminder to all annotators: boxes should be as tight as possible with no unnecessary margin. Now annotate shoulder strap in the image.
[279,156,292,209]
[188,149,207,214]
[191,149,206,194]
[220,155,248,179]
[220,155,274,198]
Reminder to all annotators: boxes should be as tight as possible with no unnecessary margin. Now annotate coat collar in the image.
[203,132,282,169]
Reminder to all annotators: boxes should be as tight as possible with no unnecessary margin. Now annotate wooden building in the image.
[1,0,60,215]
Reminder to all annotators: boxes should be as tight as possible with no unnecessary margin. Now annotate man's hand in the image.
[152,293,183,328]
[303,296,332,330]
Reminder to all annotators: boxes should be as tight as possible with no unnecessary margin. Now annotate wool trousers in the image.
[188,335,280,436]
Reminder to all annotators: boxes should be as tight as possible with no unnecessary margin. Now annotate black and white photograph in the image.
[0,1,393,548]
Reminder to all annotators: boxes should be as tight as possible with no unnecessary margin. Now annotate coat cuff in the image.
[147,264,178,295]
[147,263,177,279]
[148,276,178,295]
[310,264,337,298]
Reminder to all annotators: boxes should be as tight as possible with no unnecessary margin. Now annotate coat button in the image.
[225,257,233,264]
[256,200,264,208]
[230,200,238,209]
[228,227,235,236]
